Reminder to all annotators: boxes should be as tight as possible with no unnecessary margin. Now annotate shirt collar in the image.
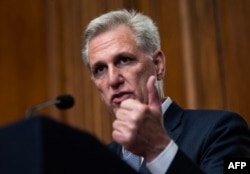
[161,97,172,114]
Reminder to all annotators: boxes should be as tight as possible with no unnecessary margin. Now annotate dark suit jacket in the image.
[108,102,250,174]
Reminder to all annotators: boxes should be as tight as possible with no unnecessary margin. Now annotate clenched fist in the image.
[112,76,171,162]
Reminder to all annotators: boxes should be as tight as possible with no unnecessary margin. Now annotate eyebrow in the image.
[113,52,136,62]
[91,52,136,68]
[118,52,135,57]
[90,61,104,73]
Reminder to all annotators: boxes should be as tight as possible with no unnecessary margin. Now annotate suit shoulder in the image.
[183,108,247,125]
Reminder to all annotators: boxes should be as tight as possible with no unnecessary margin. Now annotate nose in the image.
[108,66,124,89]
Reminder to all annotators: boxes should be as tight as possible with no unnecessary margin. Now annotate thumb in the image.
[146,75,161,111]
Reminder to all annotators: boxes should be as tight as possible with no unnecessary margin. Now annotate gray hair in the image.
[81,9,164,97]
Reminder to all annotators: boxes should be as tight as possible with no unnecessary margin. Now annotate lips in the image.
[111,92,133,104]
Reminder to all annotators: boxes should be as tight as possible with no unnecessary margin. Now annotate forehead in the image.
[88,25,138,63]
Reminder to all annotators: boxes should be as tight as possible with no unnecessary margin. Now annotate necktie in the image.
[123,149,141,171]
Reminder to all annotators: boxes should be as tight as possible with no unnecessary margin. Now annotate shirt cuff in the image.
[146,140,178,174]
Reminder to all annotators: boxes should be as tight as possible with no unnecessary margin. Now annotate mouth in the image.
[111,92,133,105]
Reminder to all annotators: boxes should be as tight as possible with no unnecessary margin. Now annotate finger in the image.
[146,75,161,110]
[115,99,137,120]
[112,119,134,146]
[115,108,129,120]
[120,99,140,110]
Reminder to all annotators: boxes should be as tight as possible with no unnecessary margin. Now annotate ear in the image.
[152,50,166,80]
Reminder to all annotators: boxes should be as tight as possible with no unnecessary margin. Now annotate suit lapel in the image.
[163,102,184,142]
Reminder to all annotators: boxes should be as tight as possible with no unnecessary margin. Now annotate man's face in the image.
[88,25,158,114]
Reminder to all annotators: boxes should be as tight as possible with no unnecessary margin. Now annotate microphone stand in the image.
[25,99,59,119]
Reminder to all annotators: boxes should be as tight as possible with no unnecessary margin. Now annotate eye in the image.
[92,65,107,77]
[119,57,132,65]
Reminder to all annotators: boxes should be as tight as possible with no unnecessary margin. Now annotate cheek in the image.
[135,65,156,101]
[136,65,154,84]
[93,80,108,98]
[130,71,149,100]
[94,81,111,105]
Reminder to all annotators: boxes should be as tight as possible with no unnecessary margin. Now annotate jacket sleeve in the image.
[167,149,205,174]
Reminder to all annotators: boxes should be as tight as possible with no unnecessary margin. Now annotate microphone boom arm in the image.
[25,99,59,119]
[24,94,74,119]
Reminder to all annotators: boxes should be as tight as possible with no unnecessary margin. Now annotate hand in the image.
[112,75,171,162]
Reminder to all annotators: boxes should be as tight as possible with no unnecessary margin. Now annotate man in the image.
[81,9,250,174]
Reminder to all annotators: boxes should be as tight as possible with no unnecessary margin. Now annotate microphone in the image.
[25,94,75,118]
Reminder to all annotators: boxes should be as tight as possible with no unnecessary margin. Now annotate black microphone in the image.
[25,94,75,118]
